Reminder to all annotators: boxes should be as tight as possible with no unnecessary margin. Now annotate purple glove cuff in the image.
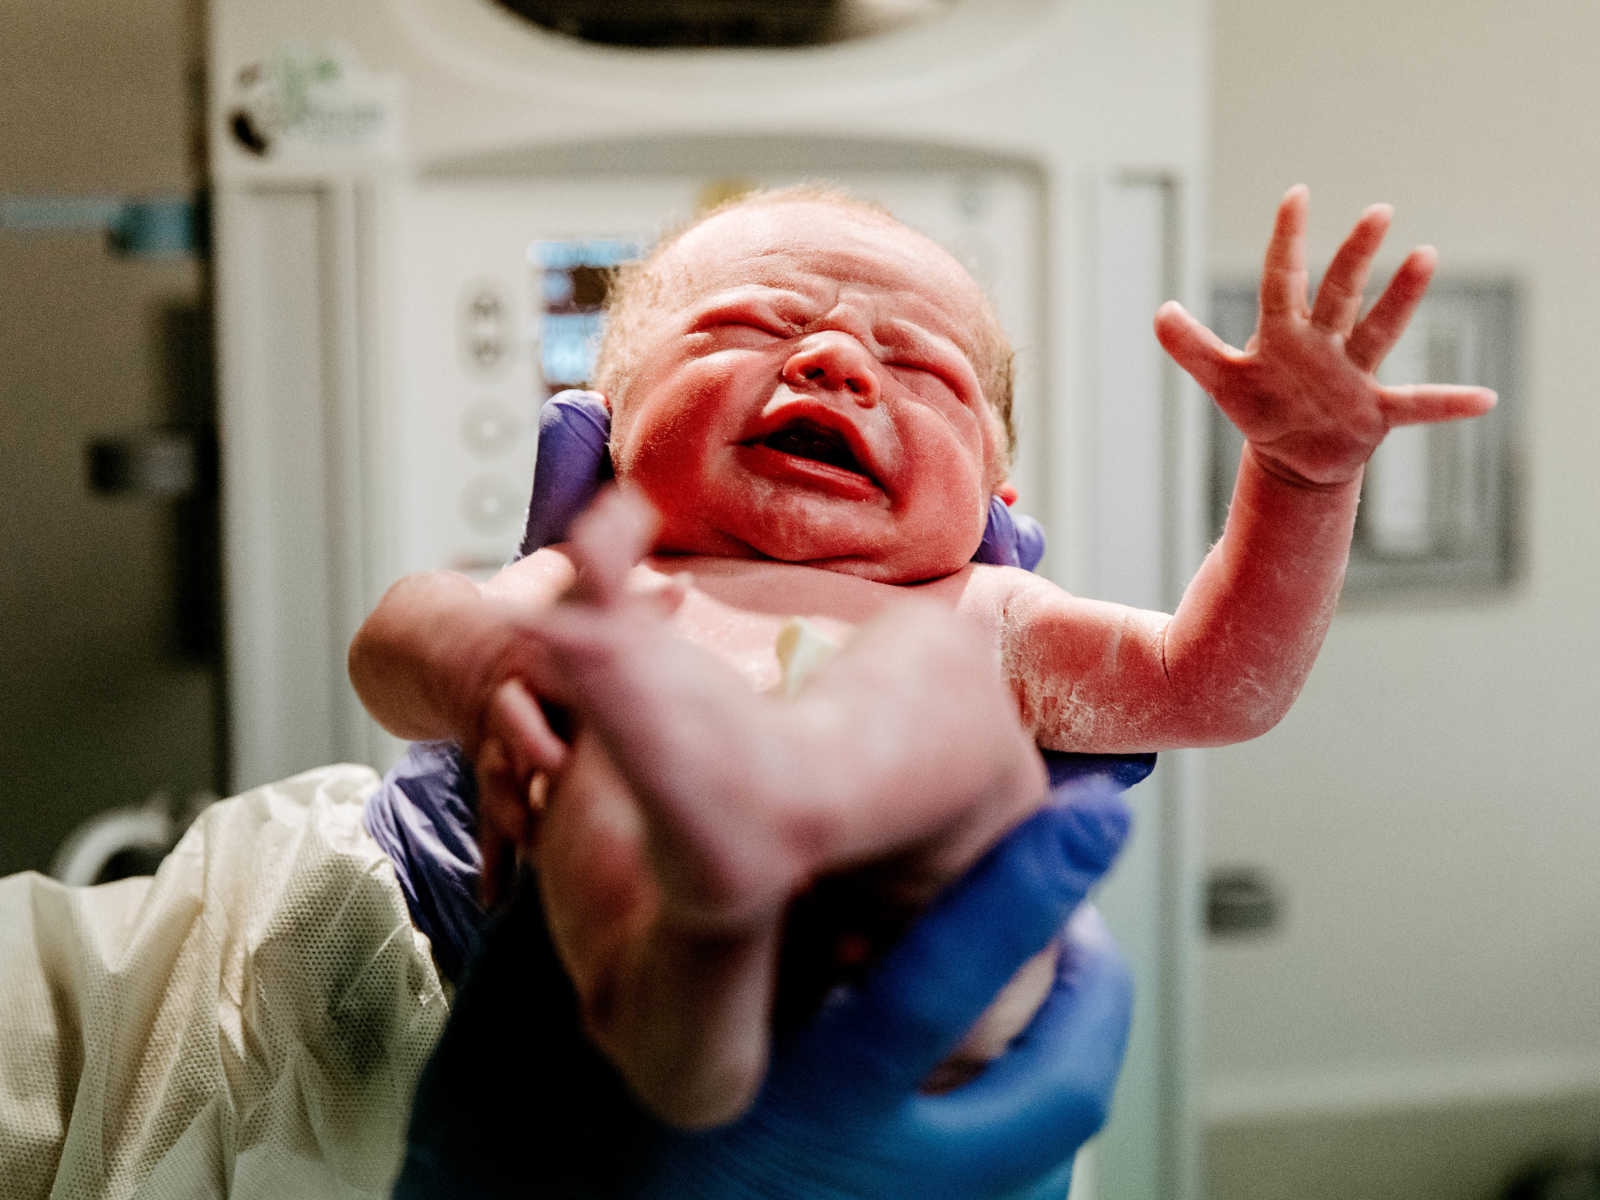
[363,741,484,982]
[518,390,613,559]
[973,494,1046,572]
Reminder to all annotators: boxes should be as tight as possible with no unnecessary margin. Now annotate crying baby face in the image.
[603,195,1012,585]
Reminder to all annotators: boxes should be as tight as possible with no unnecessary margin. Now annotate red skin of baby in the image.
[349,189,1494,1125]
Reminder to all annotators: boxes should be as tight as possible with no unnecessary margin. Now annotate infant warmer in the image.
[207,2,1210,1195]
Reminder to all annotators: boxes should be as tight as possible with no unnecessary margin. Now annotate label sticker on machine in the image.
[225,43,402,160]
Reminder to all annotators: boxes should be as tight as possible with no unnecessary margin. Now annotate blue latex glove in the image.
[363,740,484,982]
[393,790,1133,1199]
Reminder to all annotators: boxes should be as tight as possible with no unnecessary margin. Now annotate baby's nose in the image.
[781,333,879,407]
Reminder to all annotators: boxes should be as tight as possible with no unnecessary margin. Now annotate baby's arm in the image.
[348,551,578,746]
[1003,186,1495,752]
[349,549,596,891]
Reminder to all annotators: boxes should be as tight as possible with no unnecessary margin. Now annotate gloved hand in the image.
[393,789,1133,1199]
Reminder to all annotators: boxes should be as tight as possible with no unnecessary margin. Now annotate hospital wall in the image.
[0,0,219,876]
[1201,1,1600,1196]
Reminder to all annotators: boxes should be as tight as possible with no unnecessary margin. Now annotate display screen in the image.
[532,237,638,398]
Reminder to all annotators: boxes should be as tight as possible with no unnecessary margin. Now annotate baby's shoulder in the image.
[925,561,1060,614]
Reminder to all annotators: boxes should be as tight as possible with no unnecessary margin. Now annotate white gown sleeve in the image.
[0,764,449,1200]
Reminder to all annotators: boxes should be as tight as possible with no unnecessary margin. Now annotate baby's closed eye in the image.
[721,320,790,339]
[689,320,791,356]
[888,361,965,403]
[684,323,776,356]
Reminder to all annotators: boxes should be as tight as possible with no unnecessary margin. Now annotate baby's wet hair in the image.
[590,184,1017,465]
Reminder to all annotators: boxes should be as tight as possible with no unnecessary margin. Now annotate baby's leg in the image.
[530,490,1052,1124]
[536,740,787,1127]
[529,497,794,1128]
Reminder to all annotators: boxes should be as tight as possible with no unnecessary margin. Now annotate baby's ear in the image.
[981,410,1012,494]
[995,481,1019,507]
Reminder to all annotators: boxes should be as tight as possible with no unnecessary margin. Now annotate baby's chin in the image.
[639,484,982,582]
[783,550,974,585]
[745,513,980,582]
[647,521,972,583]
[727,534,975,584]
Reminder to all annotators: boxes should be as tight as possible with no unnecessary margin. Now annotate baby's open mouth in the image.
[750,419,870,479]
[736,407,885,503]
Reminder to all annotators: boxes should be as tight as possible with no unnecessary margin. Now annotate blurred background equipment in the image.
[494,0,840,46]
[490,0,959,47]
[1209,279,1519,596]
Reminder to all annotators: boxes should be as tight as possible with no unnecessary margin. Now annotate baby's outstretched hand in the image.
[1154,184,1496,488]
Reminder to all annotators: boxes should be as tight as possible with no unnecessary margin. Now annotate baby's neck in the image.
[644,553,910,620]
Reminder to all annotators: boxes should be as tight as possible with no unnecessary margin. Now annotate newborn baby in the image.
[350,184,1494,1125]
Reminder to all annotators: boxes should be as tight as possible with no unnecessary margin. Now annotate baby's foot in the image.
[536,487,1056,1115]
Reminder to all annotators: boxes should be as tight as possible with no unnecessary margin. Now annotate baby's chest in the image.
[663,589,856,694]
[631,558,1010,696]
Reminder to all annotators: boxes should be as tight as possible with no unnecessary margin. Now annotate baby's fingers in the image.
[1379,384,1497,427]
[485,678,569,776]
[1153,300,1239,396]
[1310,203,1392,334]
[1259,184,1311,318]
[475,681,568,908]
[474,738,526,908]
[1347,245,1437,371]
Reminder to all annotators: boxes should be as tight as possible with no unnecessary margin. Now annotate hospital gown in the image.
[0,764,447,1199]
